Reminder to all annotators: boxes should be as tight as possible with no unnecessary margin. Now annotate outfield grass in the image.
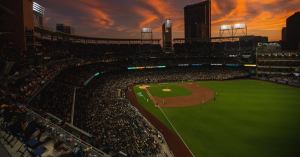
[133,80,300,157]
[147,83,192,97]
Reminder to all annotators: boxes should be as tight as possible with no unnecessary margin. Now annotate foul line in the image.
[144,87,196,157]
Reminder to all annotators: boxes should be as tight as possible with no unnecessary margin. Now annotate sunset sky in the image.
[36,0,300,41]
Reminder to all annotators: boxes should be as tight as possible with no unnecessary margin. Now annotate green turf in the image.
[133,80,300,157]
[147,83,192,98]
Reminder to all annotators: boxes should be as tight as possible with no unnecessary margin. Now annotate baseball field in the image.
[131,79,300,157]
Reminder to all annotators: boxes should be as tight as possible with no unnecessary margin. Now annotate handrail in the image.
[24,107,110,157]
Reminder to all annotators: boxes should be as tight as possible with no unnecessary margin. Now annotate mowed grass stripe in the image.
[134,80,300,157]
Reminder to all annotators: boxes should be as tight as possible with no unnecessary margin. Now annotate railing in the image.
[25,107,110,157]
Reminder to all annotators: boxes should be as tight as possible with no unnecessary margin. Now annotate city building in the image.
[281,27,286,42]
[56,24,75,34]
[286,12,300,50]
[162,19,172,52]
[281,27,287,50]
[184,0,211,43]
[0,0,34,55]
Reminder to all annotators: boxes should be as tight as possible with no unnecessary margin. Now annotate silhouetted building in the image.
[162,19,172,52]
[286,12,300,50]
[281,27,288,50]
[282,27,286,42]
[184,0,211,43]
[56,24,75,34]
[0,0,34,56]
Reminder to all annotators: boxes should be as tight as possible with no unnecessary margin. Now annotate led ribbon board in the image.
[127,66,166,70]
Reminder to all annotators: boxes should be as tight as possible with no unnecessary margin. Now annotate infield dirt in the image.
[150,83,215,107]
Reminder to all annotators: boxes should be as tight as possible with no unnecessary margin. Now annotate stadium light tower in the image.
[219,24,233,37]
[33,2,45,27]
[218,23,247,41]
[141,27,153,44]
[233,23,247,36]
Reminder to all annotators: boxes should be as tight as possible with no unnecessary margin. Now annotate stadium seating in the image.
[0,104,108,157]
[1,30,299,156]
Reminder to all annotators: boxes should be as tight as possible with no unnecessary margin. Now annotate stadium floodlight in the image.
[141,27,152,33]
[220,25,232,31]
[33,2,45,15]
[233,23,246,29]
[165,19,172,28]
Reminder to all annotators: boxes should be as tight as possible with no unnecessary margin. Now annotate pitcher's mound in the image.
[162,89,172,92]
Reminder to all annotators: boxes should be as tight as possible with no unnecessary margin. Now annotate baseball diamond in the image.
[130,80,300,157]
[141,83,215,107]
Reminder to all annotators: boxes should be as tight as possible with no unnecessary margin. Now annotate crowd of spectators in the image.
[0,103,106,157]
[257,75,300,87]
[30,81,74,123]
[30,66,249,156]
[0,59,81,104]
[256,44,300,87]
[0,37,20,61]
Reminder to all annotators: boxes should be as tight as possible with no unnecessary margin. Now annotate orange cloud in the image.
[211,0,222,15]
[89,8,114,28]
[79,0,114,28]
[142,0,174,18]
[246,0,278,5]
[212,0,247,25]
[134,7,159,28]
[138,0,185,36]
[246,10,297,41]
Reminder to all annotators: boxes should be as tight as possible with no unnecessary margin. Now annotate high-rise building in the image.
[286,12,300,50]
[281,27,286,42]
[281,27,288,50]
[162,19,172,52]
[56,24,75,34]
[0,0,34,55]
[184,0,211,43]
